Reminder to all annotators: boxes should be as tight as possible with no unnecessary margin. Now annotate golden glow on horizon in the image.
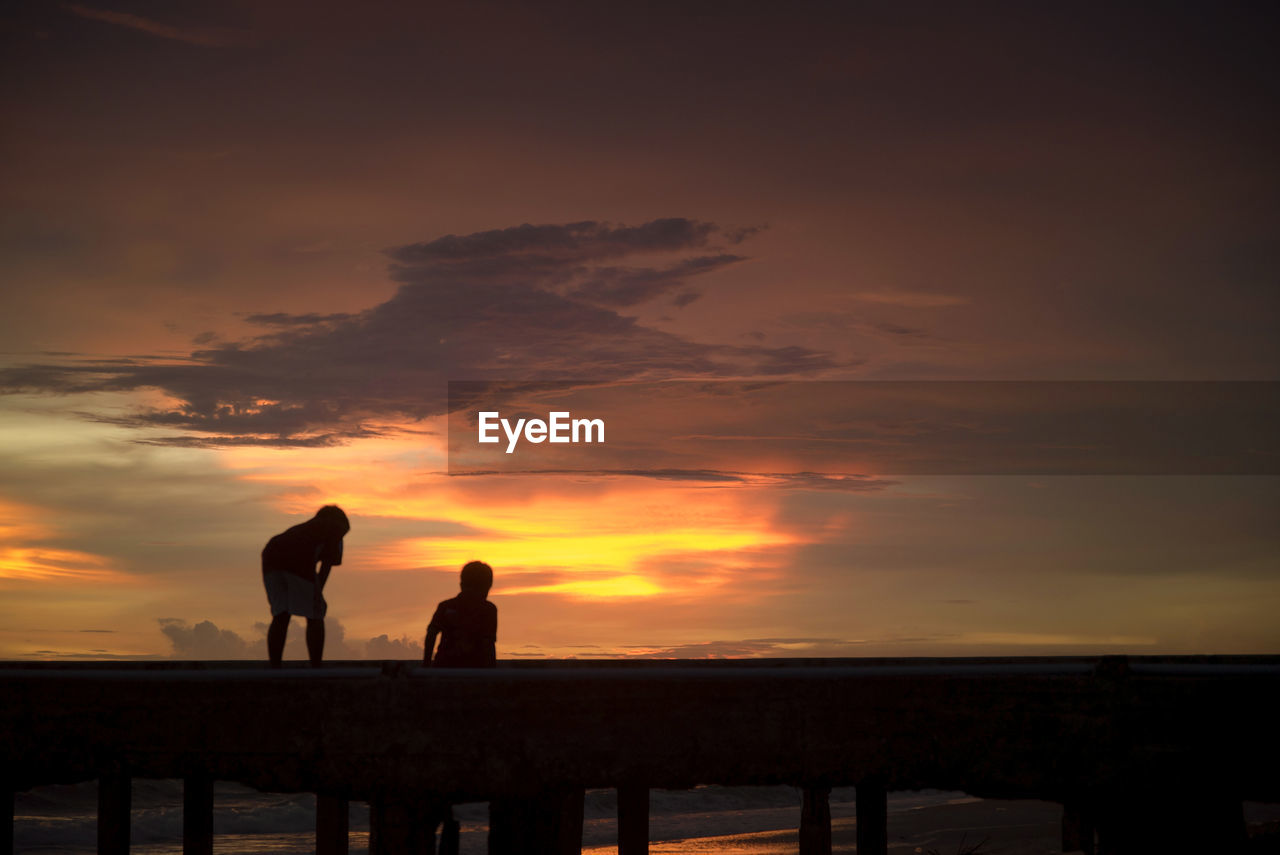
[503,574,663,599]
[219,430,448,515]
[955,632,1159,647]
[393,525,794,600]
[0,546,121,582]
[217,434,802,601]
[0,500,126,583]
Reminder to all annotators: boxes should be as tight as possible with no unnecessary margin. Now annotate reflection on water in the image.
[587,826,826,855]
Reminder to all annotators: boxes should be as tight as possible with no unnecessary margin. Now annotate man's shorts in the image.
[263,570,326,620]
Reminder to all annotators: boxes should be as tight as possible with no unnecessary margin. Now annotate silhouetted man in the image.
[261,505,349,668]
[424,560,497,667]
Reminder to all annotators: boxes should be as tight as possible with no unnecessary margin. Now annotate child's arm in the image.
[424,604,443,666]
[423,623,439,666]
[485,606,497,667]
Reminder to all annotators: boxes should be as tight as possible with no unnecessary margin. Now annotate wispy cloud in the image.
[851,291,968,308]
[0,498,129,583]
[63,4,251,48]
[0,546,121,582]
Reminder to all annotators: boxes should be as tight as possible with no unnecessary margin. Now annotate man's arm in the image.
[317,561,333,589]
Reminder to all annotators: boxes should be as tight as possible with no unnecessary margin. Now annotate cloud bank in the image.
[158,618,424,660]
[1,219,838,447]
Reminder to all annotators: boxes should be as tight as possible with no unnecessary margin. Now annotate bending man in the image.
[261,505,350,668]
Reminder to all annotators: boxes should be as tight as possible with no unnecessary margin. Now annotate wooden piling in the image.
[557,789,585,855]
[799,786,832,855]
[1093,787,1246,855]
[316,794,349,855]
[2,787,12,855]
[855,781,887,855]
[437,811,459,855]
[617,785,649,855]
[487,792,582,855]
[488,798,526,854]
[97,770,131,855]
[369,796,435,855]
[1061,800,1095,854]
[183,773,214,855]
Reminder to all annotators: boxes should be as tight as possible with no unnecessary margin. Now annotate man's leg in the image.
[268,612,290,668]
[306,617,325,667]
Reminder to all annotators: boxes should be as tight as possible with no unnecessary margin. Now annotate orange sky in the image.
[1,1,1277,660]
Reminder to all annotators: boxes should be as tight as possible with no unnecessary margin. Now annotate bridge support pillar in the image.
[2,786,12,855]
[856,781,887,855]
[556,789,585,854]
[489,790,583,855]
[98,770,131,855]
[618,784,648,855]
[183,773,213,855]
[317,794,349,855]
[1094,787,1245,855]
[1061,800,1096,854]
[438,811,459,855]
[370,796,436,855]
[799,786,832,855]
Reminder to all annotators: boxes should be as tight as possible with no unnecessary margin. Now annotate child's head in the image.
[460,560,493,597]
[314,505,350,537]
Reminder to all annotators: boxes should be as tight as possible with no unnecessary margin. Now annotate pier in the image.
[2,656,1277,854]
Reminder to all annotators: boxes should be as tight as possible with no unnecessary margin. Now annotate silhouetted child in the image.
[424,560,497,668]
[423,560,497,854]
[261,505,350,668]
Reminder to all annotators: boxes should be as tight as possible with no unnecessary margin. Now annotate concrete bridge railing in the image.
[3,656,1277,854]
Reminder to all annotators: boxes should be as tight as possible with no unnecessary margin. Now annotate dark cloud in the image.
[134,433,351,449]
[384,218,718,266]
[159,618,424,660]
[445,468,896,491]
[0,218,841,445]
[243,312,355,327]
[567,254,745,308]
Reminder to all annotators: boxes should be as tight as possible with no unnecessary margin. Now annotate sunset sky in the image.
[1,1,1276,661]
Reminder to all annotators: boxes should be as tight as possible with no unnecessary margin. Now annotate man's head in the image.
[460,560,493,597]
[314,505,350,537]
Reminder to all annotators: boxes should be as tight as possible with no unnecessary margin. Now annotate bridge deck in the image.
[3,656,1277,854]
